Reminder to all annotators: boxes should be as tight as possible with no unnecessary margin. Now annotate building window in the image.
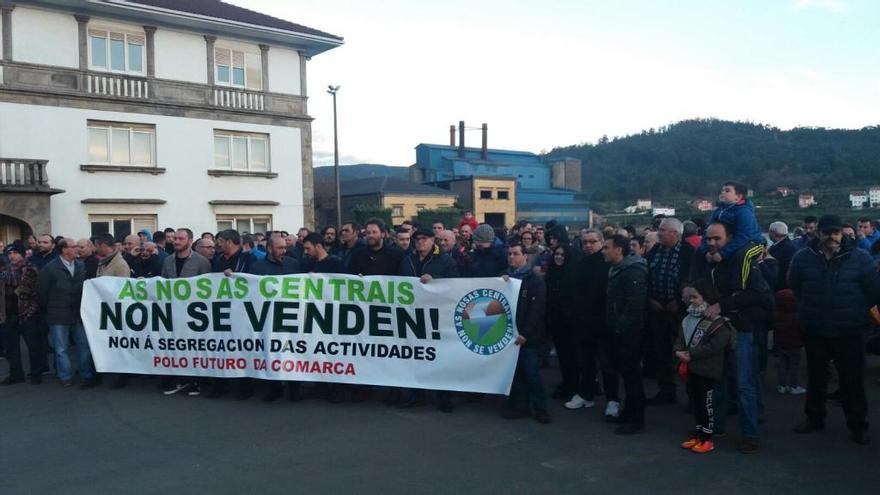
[88,121,155,166]
[215,47,262,90]
[213,131,269,171]
[497,190,510,200]
[89,215,157,240]
[217,216,271,234]
[479,190,493,199]
[89,29,145,74]
[391,205,403,217]
[416,204,426,212]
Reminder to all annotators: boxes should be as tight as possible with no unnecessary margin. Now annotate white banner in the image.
[80,273,521,394]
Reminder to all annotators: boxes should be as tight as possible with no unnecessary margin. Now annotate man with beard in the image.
[790,215,878,446]
[249,236,302,402]
[28,234,56,269]
[702,222,772,454]
[131,242,163,278]
[349,219,404,402]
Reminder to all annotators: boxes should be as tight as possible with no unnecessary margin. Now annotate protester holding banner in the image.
[250,236,303,402]
[160,228,211,396]
[209,229,258,400]
[349,219,404,403]
[502,241,550,424]
[397,227,459,412]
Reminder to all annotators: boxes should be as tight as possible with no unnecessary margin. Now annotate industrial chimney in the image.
[458,121,465,158]
[481,123,488,160]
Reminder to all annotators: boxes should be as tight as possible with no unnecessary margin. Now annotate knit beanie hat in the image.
[473,224,496,243]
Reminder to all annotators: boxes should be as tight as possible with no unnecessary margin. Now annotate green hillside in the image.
[549,119,880,202]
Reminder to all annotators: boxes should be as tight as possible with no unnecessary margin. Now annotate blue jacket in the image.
[858,230,880,252]
[789,237,880,337]
[700,200,763,259]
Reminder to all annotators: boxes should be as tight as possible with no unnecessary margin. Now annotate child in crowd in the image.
[675,280,735,454]
[699,181,764,289]
[773,289,805,395]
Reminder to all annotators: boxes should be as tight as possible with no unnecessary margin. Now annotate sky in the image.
[227,0,880,168]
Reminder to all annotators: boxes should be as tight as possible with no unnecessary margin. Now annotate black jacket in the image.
[545,249,576,330]
[769,237,797,289]
[573,250,609,336]
[82,254,99,280]
[334,239,366,271]
[131,255,163,278]
[789,237,880,337]
[606,254,648,335]
[350,244,405,276]
[212,248,255,274]
[398,247,458,279]
[249,256,301,276]
[709,251,773,333]
[513,268,547,347]
[36,257,85,325]
[465,239,507,278]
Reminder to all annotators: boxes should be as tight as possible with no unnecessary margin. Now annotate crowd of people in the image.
[2,182,879,454]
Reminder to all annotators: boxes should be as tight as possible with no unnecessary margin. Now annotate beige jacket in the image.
[96,251,131,278]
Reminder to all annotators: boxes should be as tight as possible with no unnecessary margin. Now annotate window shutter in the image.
[215,48,231,66]
[133,216,157,233]
[245,53,262,90]
[232,51,245,68]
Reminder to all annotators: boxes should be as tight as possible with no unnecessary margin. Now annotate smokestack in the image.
[449,125,456,147]
[481,123,488,160]
[458,121,465,158]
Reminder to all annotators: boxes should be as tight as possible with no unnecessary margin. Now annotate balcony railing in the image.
[85,73,150,99]
[0,159,51,190]
[213,88,265,111]
[1,62,306,116]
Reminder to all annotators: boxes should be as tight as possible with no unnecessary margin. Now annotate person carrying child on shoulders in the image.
[675,279,736,454]
[694,182,764,290]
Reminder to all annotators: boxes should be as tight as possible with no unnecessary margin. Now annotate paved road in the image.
[1,358,878,495]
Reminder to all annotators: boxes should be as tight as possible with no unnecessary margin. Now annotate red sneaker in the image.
[691,440,714,453]
[680,437,700,449]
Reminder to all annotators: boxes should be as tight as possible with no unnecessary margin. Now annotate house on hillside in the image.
[652,206,675,216]
[623,205,639,214]
[799,194,817,209]
[636,199,652,211]
[870,187,880,208]
[692,199,713,212]
[776,186,793,198]
[850,191,868,209]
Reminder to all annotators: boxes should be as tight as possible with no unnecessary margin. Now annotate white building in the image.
[652,206,675,217]
[850,191,868,209]
[798,194,817,209]
[636,199,652,211]
[870,187,880,208]
[0,0,342,242]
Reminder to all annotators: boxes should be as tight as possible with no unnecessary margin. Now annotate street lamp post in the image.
[327,85,342,229]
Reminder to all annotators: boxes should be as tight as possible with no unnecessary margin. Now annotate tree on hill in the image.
[548,119,880,202]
